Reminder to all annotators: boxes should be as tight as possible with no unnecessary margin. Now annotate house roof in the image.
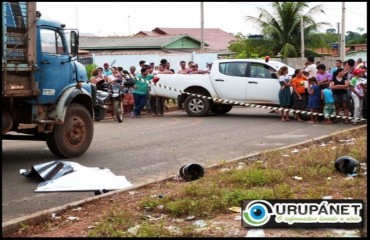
[89,48,218,56]
[79,35,209,50]
[135,27,236,51]
[136,31,162,37]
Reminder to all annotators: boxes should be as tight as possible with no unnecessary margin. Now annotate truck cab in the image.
[2,2,95,158]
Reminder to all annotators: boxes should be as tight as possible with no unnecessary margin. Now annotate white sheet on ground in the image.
[35,161,132,192]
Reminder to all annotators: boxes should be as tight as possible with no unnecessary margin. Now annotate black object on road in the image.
[179,163,205,181]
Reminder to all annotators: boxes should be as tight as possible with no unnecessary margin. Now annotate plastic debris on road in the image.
[246,229,265,237]
[20,160,132,192]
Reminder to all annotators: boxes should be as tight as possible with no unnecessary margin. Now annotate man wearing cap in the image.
[349,68,365,124]
[102,63,112,77]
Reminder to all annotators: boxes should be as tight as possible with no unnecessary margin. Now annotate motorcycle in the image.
[94,80,124,122]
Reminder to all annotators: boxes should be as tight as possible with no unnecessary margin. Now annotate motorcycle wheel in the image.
[113,99,123,123]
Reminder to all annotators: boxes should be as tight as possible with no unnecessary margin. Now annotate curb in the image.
[2,125,367,235]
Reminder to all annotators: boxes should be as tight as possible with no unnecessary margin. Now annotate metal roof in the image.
[79,35,209,50]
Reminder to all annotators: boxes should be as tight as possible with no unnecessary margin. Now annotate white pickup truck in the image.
[150,59,295,117]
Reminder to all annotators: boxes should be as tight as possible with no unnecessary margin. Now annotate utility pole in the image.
[128,15,131,36]
[340,2,345,61]
[301,16,304,60]
[200,2,204,51]
[75,4,78,29]
[337,22,340,58]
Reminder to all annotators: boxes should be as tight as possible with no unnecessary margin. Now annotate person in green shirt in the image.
[131,67,154,118]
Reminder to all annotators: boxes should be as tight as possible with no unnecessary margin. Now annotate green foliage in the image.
[228,36,275,58]
[88,210,133,237]
[245,2,330,58]
[85,63,98,78]
[346,31,367,44]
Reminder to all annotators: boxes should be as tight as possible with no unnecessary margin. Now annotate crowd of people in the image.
[89,59,213,118]
[89,56,367,123]
[277,57,367,124]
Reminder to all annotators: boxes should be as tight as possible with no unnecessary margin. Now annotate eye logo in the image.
[242,200,273,227]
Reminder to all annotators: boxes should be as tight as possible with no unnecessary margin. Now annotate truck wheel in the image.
[114,99,123,123]
[46,103,93,158]
[211,104,233,115]
[184,95,210,117]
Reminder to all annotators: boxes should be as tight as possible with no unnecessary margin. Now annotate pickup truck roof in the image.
[214,59,296,76]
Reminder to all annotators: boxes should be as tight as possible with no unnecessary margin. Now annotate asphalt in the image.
[2,125,366,235]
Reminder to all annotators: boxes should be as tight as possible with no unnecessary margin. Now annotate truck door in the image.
[212,62,248,101]
[245,62,280,104]
[38,28,71,104]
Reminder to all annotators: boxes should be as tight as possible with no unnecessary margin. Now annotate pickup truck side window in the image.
[250,63,276,79]
[40,29,64,54]
[219,62,247,77]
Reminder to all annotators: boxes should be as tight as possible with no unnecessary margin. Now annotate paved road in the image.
[2,107,356,223]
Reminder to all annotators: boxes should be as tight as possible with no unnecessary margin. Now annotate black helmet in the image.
[123,78,135,87]
[334,156,359,174]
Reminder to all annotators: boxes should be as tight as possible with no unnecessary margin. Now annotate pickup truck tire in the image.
[210,104,233,115]
[46,103,94,158]
[184,95,210,117]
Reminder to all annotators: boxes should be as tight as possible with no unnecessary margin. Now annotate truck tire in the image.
[113,99,123,123]
[46,103,94,158]
[210,104,233,115]
[184,95,210,117]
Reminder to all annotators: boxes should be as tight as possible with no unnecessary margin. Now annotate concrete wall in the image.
[92,52,218,73]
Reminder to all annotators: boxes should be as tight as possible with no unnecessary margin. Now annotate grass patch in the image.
[87,128,368,237]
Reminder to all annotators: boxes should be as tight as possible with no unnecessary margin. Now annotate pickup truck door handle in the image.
[215,79,224,82]
[41,60,50,64]
[248,81,258,84]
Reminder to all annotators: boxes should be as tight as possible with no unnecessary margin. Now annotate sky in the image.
[36,2,367,37]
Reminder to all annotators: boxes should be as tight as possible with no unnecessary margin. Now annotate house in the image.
[135,27,236,54]
[79,35,218,72]
[345,49,367,63]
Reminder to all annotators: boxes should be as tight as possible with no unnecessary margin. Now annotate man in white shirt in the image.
[304,56,317,77]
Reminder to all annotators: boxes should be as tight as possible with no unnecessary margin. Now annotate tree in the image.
[326,28,336,34]
[245,2,329,58]
[228,33,274,59]
[346,31,367,44]
[85,63,98,78]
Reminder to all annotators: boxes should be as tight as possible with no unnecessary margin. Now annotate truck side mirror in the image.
[70,31,79,57]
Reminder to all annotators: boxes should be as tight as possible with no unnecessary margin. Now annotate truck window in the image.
[219,62,247,77]
[250,62,275,79]
[40,29,65,54]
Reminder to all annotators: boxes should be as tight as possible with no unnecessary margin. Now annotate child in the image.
[321,84,335,124]
[349,69,365,124]
[122,81,135,116]
[307,77,321,123]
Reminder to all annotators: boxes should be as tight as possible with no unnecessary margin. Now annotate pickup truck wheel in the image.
[184,95,210,117]
[46,103,94,158]
[211,104,233,115]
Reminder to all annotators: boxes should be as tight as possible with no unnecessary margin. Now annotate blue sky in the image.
[37,2,367,36]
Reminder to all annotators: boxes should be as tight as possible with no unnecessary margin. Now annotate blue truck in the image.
[2,2,96,158]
